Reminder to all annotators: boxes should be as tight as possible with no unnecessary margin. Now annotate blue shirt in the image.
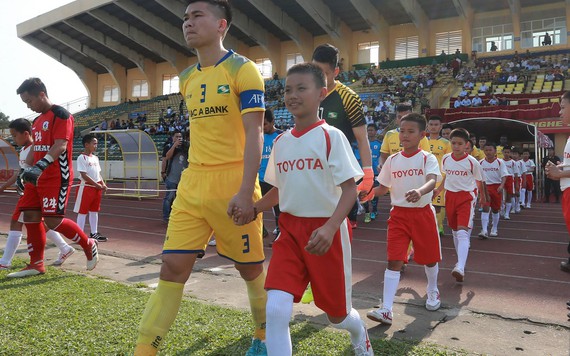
[370,140,382,175]
[259,130,282,182]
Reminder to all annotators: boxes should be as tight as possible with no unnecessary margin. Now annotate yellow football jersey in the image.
[429,137,452,165]
[471,146,485,160]
[496,145,504,159]
[380,128,430,155]
[179,50,265,166]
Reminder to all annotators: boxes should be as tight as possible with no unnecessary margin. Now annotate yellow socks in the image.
[245,270,267,340]
[135,279,184,355]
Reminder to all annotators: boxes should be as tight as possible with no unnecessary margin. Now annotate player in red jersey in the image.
[10,78,99,278]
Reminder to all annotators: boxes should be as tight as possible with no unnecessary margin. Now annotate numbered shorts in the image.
[482,184,501,211]
[504,176,514,195]
[432,180,445,207]
[445,190,477,230]
[523,174,534,190]
[163,163,264,264]
[18,182,71,216]
[387,205,441,265]
[73,183,102,214]
[265,213,353,317]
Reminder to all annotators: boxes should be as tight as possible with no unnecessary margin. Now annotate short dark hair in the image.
[400,113,427,131]
[82,133,97,146]
[17,78,48,97]
[264,109,275,123]
[286,62,326,89]
[396,103,413,113]
[428,115,443,122]
[449,128,469,142]
[367,123,378,130]
[479,136,487,140]
[502,146,511,152]
[522,148,530,153]
[441,123,453,131]
[8,118,32,134]
[187,0,232,25]
[511,146,520,154]
[312,44,339,69]
[484,142,497,149]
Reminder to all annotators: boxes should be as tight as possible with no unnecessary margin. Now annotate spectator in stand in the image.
[479,83,489,94]
[490,41,498,52]
[454,97,462,108]
[471,94,483,107]
[460,96,472,107]
[507,74,518,83]
[463,80,474,90]
[495,63,502,74]
[498,97,509,105]
[100,120,108,131]
[166,106,173,118]
[542,32,552,46]
[545,72,555,82]
[459,88,468,97]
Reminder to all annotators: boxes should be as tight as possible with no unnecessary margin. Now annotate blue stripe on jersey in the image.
[240,90,265,110]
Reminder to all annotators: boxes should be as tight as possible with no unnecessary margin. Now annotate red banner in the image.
[427,102,561,122]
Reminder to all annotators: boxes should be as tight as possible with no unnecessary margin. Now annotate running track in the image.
[0,187,568,326]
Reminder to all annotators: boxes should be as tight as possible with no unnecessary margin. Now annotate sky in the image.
[0,1,88,120]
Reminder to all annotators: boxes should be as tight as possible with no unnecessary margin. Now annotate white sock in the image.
[505,202,511,216]
[481,212,490,232]
[456,230,470,271]
[0,231,23,265]
[331,308,365,346]
[424,264,439,292]
[520,188,526,205]
[510,198,516,213]
[46,229,69,252]
[527,191,533,205]
[76,214,87,232]
[382,269,401,311]
[515,196,519,209]
[491,213,500,232]
[266,290,293,356]
[452,230,458,251]
[89,212,99,234]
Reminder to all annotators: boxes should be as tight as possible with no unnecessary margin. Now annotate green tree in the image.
[0,111,10,129]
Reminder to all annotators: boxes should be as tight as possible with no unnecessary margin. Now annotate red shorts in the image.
[18,182,71,216]
[523,174,534,190]
[482,184,501,211]
[514,177,521,192]
[11,197,25,222]
[73,183,102,214]
[445,190,477,230]
[386,205,441,265]
[562,189,570,235]
[265,212,353,318]
[504,176,514,195]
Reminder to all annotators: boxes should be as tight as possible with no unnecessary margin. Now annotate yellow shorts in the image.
[163,163,264,264]
[432,181,446,207]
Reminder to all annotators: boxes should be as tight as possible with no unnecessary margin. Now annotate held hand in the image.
[405,189,421,203]
[358,188,375,203]
[497,185,504,193]
[305,224,336,256]
[357,167,375,193]
[227,192,255,225]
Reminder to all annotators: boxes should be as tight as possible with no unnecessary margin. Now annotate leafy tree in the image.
[0,111,10,129]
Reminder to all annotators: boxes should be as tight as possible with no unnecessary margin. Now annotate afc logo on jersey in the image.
[42,121,49,131]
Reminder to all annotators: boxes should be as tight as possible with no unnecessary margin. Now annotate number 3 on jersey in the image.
[200,84,206,103]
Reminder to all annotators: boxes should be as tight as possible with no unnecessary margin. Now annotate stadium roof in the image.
[17,0,565,77]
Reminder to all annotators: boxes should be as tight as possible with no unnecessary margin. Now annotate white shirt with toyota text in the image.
[480,158,509,184]
[77,153,102,185]
[441,153,483,192]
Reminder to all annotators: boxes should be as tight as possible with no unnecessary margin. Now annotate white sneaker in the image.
[490,230,498,237]
[451,266,464,282]
[366,307,393,325]
[515,208,521,213]
[208,238,216,246]
[353,321,374,355]
[478,231,488,239]
[86,239,99,271]
[426,290,441,311]
[526,204,531,209]
[53,246,75,266]
[504,215,510,220]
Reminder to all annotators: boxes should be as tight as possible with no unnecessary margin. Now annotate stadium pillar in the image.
[266,34,282,80]
[81,69,99,109]
[566,1,570,46]
[112,63,128,104]
[142,59,157,99]
[331,22,352,70]
[509,0,522,51]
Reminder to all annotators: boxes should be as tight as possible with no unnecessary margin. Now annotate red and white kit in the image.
[560,138,570,234]
[479,158,509,211]
[502,159,517,195]
[441,153,483,230]
[514,159,524,191]
[11,144,32,222]
[522,158,536,190]
[73,153,103,214]
[19,106,74,216]
[264,120,363,317]
[378,149,442,265]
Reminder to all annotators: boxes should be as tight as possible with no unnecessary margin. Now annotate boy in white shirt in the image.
[434,128,486,282]
[74,134,108,242]
[478,143,509,238]
[510,148,525,214]
[244,63,373,355]
[520,149,536,208]
[362,113,442,325]
[501,147,518,220]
